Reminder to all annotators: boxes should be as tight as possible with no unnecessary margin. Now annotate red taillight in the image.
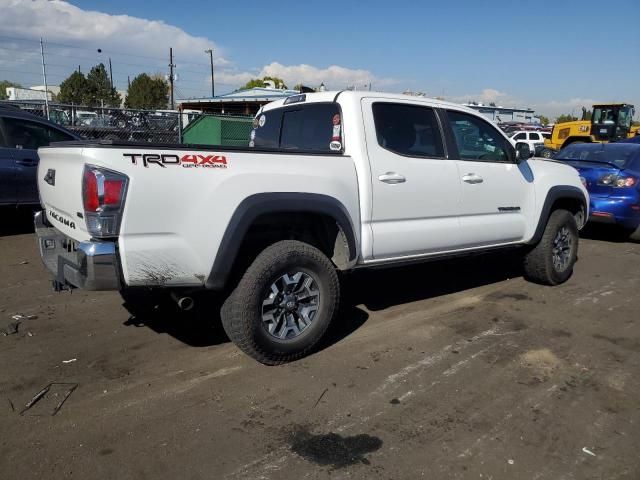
[83,168,100,212]
[104,179,124,206]
[82,165,128,238]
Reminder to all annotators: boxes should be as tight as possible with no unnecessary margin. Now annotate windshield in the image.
[556,143,640,169]
[592,106,633,128]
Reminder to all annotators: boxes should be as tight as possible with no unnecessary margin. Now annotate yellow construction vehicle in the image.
[542,103,639,158]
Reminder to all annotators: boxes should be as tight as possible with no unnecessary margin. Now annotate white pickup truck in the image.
[35,91,588,364]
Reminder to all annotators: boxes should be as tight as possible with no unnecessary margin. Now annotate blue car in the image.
[555,142,640,240]
[0,105,80,206]
[621,134,640,144]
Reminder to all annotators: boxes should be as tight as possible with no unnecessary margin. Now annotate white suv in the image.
[509,130,545,155]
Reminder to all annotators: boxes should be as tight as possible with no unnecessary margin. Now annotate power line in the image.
[0,34,214,67]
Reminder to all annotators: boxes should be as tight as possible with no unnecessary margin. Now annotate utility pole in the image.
[205,49,214,97]
[127,76,131,89]
[169,47,175,110]
[108,58,114,90]
[39,37,50,120]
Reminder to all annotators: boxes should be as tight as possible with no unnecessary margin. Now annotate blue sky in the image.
[1,0,639,118]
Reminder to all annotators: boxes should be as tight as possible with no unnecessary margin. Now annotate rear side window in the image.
[3,117,74,149]
[251,109,282,149]
[372,103,445,158]
[513,132,526,140]
[251,103,341,152]
[529,132,541,141]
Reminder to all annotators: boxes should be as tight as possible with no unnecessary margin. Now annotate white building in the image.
[6,86,55,101]
[464,103,541,125]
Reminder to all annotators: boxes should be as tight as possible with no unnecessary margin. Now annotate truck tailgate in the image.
[37,146,91,241]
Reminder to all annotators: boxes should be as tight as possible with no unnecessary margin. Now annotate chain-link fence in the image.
[0,100,254,146]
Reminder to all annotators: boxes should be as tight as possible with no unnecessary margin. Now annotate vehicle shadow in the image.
[0,207,37,237]
[123,250,524,353]
[580,223,637,244]
[340,250,524,312]
[122,292,229,348]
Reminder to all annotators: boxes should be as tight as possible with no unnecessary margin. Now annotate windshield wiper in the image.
[556,158,622,169]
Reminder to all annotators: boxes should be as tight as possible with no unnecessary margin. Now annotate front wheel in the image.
[524,209,579,285]
[221,240,339,365]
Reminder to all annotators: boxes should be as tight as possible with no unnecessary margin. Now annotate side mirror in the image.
[515,142,532,162]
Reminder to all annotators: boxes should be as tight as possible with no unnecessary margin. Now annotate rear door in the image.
[444,109,535,247]
[362,99,462,259]
[0,121,16,204]
[3,116,76,204]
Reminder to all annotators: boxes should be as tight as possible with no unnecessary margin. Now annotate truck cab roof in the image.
[260,90,482,117]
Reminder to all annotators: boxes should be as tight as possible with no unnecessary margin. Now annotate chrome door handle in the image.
[462,173,483,184]
[378,172,406,184]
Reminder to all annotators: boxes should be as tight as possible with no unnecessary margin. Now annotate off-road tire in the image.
[524,209,578,285]
[221,240,339,365]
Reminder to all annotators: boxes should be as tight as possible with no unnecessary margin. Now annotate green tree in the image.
[124,73,168,109]
[0,80,22,100]
[539,115,550,126]
[84,63,121,107]
[57,71,88,104]
[555,114,578,124]
[240,76,287,90]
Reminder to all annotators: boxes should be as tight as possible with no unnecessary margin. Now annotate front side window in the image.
[251,103,341,152]
[3,117,74,149]
[372,103,445,157]
[447,110,512,162]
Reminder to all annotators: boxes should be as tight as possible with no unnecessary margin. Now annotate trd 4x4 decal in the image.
[123,153,228,169]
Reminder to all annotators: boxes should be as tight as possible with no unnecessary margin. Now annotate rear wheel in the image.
[524,209,579,285]
[540,148,555,159]
[221,240,339,365]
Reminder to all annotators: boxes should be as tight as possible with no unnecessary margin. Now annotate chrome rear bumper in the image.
[34,211,121,291]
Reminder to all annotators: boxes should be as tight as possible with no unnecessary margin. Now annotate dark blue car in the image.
[555,142,640,240]
[0,106,80,206]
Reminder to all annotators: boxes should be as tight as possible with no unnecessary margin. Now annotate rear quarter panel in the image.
[80,147,360,287]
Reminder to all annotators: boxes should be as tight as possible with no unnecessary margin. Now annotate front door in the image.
[443,109,535,247]
[363,99,462,259]
[3,116,75,204]
[0,122,16,205]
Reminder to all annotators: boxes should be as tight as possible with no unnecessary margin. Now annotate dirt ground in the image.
[1,211,639,480]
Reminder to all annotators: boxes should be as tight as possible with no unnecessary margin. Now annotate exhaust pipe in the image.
[170,292,194,311]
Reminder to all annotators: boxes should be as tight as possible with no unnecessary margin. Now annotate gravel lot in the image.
[1,212,639,480]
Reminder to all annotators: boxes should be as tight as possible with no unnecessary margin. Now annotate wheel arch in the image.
[206,193,358,290]
[529,186,587,245]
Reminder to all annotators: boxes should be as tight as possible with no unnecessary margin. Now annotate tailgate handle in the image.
[44,169,56,186]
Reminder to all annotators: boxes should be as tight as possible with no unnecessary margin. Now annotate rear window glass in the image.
[556,144,640,169]
[372,103,445,157]
[250,103,341,152]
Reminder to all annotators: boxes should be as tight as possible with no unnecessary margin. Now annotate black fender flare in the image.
[528,185,587,245]
[206,193,358,290]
